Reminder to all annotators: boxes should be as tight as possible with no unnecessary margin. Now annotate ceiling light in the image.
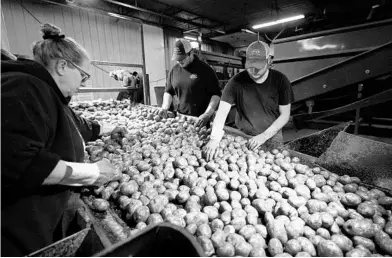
[184,35,198,41]
[252,14,305,29]
[241,29,257,35]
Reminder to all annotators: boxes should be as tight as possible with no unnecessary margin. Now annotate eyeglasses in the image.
[65,59,91,84]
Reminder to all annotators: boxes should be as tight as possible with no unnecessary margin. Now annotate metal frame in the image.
[291,41,392,102]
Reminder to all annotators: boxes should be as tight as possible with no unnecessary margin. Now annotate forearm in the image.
[210,101,232,141]
[43,160,99,186]
[204,95,221,116]
[162,93,173,110]
[262,113,290,140]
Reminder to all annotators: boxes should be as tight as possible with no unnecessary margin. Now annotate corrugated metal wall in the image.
[1,0,143,101]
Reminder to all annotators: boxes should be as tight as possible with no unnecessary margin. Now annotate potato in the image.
[297,237,316,257]
[255,224,268,238]
[176,191,190,204]
[320,212,334,228]
[231,200,242,210]
[248,233,267,249]
[295,185,311,199]
[331,223,341,235]
[352,236,375,252]
[164,189,179,202]
[253,199,276,214]
[216,188,230,201]
[341,193,362,207]
[378,196,392,208]
[208,219,224,233]
[201,206,218,221]
[186,223,198,235]
[303,226,316,239]
[196,223,212,238]
[355,203,375,218]
[343,219,376,238]
[268,219,288,244]
[92,198,110,212]
[345,247,372,257]
[268,238,284,257]
[235,241,252,257]
[374,231,392,255]
[198,236,215,256]
[288,196,307,209]
[306,199,327,214]
[313,175,327,187]
[295,252,311,257]
[331,234,353,252]
[250,246,266,257]
[237,225,256,240]
[284,239,302,256]
[306,212,322,230]
[211,229,227,248]
[148,196,167,213]
[232,208,247,219]
[219,201,233,213]
[230,217,246,231]
[309,235,323,246]
[238,185,249,198]
[166,214,186,228]
[172,208,187,219]
[133,206,150,223]
[217,242,235,257]
[317,240,343,257]
[220,210,231,225]
[224,225,236,235]
[317,228,331,239]
[185,211,208,226]
[384,221,392,236]
[146,213,163,225]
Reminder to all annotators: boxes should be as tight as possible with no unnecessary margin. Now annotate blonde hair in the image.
[32,23,89,67]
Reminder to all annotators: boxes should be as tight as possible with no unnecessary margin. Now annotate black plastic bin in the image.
[94,223,205,257]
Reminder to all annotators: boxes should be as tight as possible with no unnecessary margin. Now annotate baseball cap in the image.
[172,39,192,61]
[245,41,270,70]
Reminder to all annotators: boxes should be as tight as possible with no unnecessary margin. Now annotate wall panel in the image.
[1,0,143,101]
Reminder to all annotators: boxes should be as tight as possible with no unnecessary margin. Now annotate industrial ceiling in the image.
[40,0,392,48]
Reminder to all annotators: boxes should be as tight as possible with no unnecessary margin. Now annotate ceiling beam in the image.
[103,0,225,34]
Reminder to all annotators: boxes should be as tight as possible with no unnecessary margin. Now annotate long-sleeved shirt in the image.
[1,59,101,256]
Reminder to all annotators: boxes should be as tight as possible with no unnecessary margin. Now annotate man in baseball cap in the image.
[171,39,193,61]
[205,40,294,161]
[159,39,221,128]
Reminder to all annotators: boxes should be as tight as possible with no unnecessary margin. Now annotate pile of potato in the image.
[73,100,392,257]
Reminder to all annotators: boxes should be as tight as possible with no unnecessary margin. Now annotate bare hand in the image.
[247,133,268,151]
[93,159,122,186]
[195,113,212,128]
[158,108,168,119]
[204,139,221,161]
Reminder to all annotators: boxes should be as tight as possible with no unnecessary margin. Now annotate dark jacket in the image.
[1,59,101,256]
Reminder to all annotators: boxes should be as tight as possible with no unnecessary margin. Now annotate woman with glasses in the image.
[204,40,294,161]
[1,23,125,256]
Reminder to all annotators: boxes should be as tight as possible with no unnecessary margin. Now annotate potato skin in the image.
[217,242,235,257]
[317,240,343,257]
[374,231,392,255]
[343,219,376,238]
[352,236,375,252]
[268,238,284,257]
[331,234,353,252]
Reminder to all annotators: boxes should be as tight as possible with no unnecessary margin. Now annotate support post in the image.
[140,23,149,105]
[354,84,364,134]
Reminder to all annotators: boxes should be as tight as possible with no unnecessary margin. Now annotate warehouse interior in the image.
[1,0,392,256]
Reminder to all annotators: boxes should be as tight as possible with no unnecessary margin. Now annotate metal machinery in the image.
[272,18,392,136]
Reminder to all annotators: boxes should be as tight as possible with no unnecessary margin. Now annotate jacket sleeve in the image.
[1,77,61,194]
[67,107,101,142]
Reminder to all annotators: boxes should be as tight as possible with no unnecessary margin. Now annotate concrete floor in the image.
[282,128,392,145]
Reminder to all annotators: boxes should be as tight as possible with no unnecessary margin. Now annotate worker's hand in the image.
[93,159,122,186]
[158,108,168,119]
[111,126,128,138]
[248,133,268,151]
[204,139,221,161]
[195,113,212,128]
